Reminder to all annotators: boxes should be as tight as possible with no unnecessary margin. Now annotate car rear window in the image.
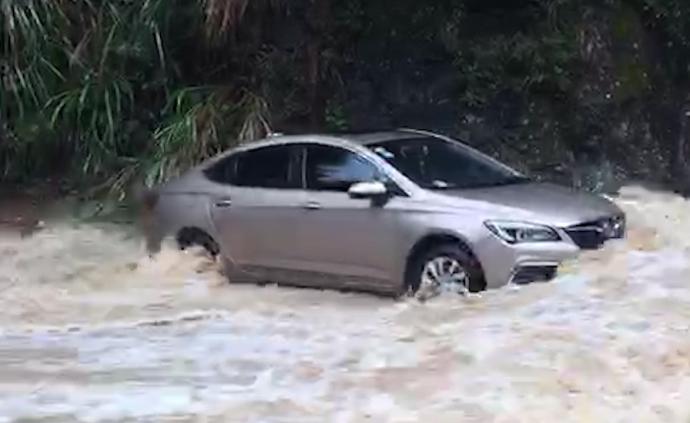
[205,145,302,189]
[204,156,238,185]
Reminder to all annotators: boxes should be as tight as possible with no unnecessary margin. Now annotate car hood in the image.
[437,182,622,227]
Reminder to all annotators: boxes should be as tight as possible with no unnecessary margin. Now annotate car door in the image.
[296,143,405,291]
[208,144,307,281]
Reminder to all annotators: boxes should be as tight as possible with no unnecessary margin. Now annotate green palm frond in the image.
[145,86,271,186]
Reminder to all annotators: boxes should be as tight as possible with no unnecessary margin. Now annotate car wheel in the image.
[408,244,483,301]
[176,228,220,257]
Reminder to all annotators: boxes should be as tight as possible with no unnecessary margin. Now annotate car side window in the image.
[204,155,238,185]
[306,145,380,192]
[235,145,301,189]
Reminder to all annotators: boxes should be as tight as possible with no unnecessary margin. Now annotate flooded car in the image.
[143,129,625,296]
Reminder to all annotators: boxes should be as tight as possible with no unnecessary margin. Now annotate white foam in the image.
[1,185,690,421]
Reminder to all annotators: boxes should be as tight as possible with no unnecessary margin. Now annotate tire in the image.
[176,228,220,257]
[407,243,484,301]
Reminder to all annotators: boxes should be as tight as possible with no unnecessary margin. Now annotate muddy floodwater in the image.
[1,186,690,422]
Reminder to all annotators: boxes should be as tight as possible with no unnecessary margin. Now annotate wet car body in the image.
[143,129,625,296]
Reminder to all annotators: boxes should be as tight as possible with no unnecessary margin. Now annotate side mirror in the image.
[348,181,388,199]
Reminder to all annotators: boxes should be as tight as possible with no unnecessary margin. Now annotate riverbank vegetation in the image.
[3,0,690,199]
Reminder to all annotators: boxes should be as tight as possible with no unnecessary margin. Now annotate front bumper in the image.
[474,215,626,289]
[473,232,580,290]
[509,265,559,285]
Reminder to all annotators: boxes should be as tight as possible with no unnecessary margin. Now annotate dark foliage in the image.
[2,0,690,196]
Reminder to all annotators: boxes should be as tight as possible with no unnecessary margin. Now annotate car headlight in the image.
[484,220,561,244]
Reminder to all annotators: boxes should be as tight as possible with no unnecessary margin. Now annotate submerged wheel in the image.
[407,243,483,301]
[176,228,220,257]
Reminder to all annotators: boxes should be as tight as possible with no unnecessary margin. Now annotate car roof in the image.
[260,128,432,147]
[326,129,424,145]
[202,128,444,167]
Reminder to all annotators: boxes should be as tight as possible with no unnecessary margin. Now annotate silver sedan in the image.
[143,129,625,297]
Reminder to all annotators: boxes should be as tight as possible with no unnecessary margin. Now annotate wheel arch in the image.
[403,232,486,291]
[176,226,220,256]
[144,190,219,252]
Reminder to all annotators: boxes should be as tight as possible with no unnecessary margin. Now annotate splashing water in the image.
[1,186,690,422]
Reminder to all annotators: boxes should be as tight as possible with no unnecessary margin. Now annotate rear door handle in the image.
[214,199,232,208]
[302,201,322,210]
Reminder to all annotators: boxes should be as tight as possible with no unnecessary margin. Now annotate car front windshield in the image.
[367,136,529,190]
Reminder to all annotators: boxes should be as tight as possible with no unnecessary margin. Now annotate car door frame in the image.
[207,143,310,283]
[292,141,411,292]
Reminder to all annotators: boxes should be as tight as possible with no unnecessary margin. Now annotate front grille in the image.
[566,227,605,249]
[566,215,625,250]
[511,266,557,285]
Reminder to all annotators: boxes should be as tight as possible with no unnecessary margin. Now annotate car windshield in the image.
[367,136,529,190]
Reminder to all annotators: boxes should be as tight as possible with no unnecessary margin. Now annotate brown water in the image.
[1,186,689,422]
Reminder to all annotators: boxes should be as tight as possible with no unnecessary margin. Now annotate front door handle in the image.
[214,199,232,208]
[302,201,322,210]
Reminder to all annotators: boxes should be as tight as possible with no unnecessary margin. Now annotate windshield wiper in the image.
[430,180,453,189]
[474,176,531,188]
[422,176,530,190]
[502,175,531,185]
